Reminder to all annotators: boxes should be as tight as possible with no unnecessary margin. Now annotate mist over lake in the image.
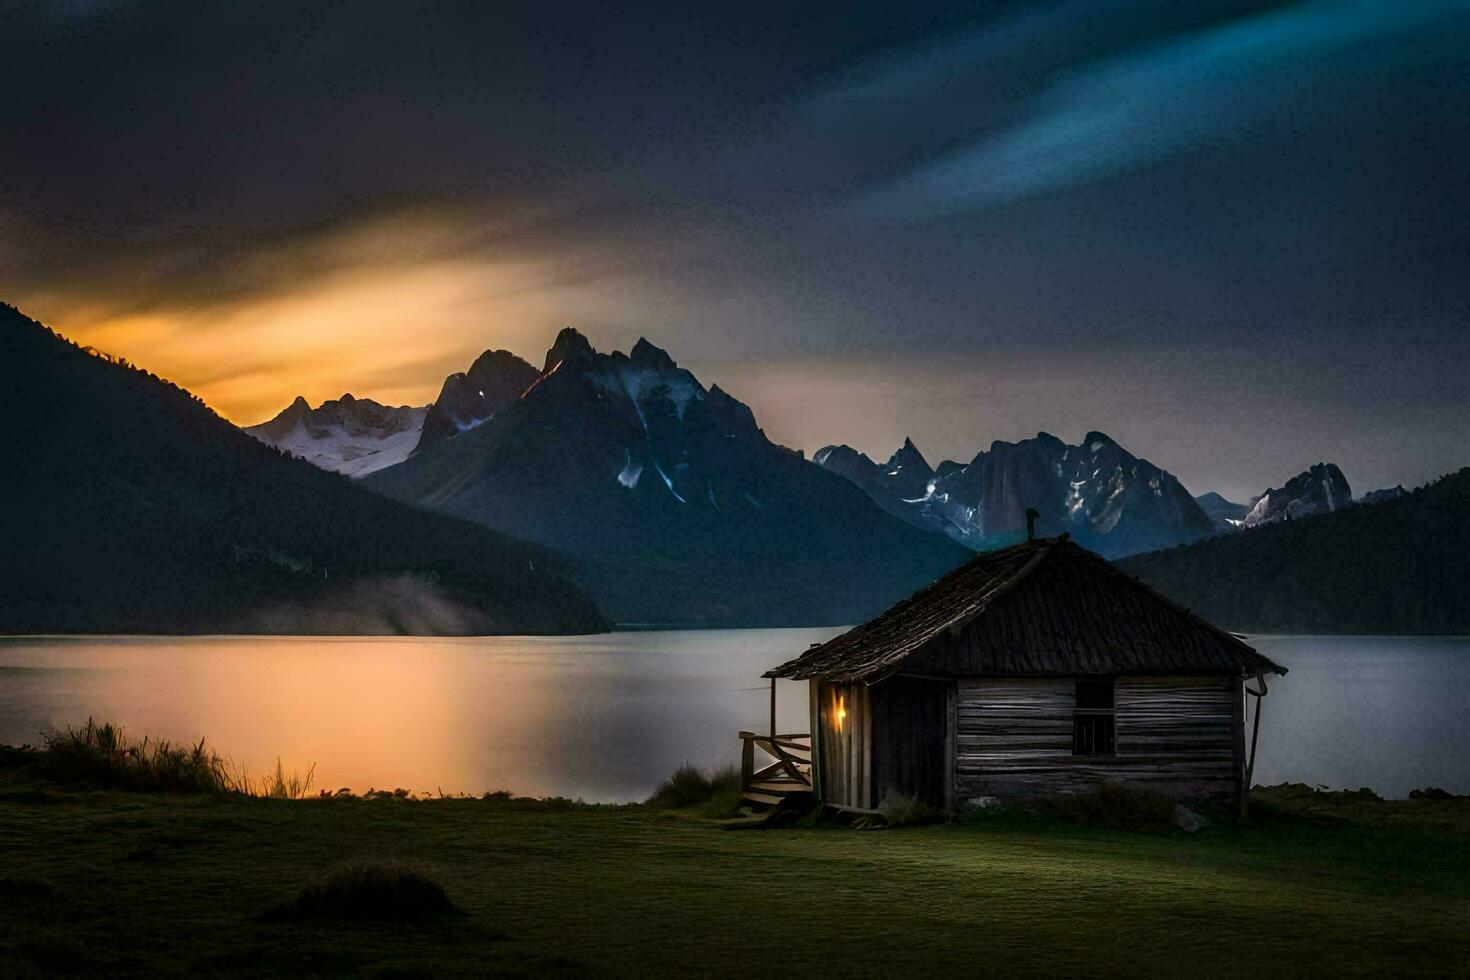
[2,632,1465,801]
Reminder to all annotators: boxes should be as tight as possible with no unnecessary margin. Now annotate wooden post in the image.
[809,680,821,802]
[741,736,754,792]
[1241,672,1269,820]
[769,676,778,740]
[1233,675,1247,820]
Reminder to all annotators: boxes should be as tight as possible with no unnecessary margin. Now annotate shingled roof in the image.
[766,537,1286,683]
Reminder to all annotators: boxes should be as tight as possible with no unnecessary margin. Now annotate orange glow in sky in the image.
[45,258,568,425]
[12,204,609,426]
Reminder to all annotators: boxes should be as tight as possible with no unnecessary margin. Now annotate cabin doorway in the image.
[872,676,948,807]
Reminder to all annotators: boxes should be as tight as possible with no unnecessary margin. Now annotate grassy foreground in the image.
[2,774,1468,977]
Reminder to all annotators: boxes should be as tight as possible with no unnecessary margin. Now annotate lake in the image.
[1,632,1466,800]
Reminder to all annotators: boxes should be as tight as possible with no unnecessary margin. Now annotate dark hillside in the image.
[1117,470,1470,634]
[0,304,607,635]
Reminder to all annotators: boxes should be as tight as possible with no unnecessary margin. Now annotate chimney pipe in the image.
[1025,507,1039,542]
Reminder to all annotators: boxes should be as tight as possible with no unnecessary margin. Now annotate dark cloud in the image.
[2,0,1467,498]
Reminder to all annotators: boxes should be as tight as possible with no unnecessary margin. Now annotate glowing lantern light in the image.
[832,692,846,733]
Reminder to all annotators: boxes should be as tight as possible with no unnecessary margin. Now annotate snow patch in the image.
[617,449,643,489]
[652,459,686,502]
[246,410,426,478]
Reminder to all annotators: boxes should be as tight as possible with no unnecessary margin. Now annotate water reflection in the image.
[0,631,835,801]
[1,632,1466,800]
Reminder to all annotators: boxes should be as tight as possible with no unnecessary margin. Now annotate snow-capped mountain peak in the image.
[244,393,428,478]
[815,429,1215,558]
[364,329,969,626]
[1242,462,1351,527]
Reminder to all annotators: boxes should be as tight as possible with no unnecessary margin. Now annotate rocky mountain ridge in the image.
[814,431,1216,559]
[365,328,972,626]
[245,394,427,477]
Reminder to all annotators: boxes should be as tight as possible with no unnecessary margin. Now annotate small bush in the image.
[1039,782,1176,829]
[647,764,740,811]
[40,718,233,794]
[266,860,459,922]
[877,791,943,827]
[648,765,712,807]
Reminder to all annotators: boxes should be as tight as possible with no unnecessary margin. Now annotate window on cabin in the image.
[1073,678,1115,755]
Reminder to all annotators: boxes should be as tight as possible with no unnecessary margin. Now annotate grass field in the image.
[2,770,1468,978]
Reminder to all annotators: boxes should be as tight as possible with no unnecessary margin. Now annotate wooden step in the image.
[741,790,785,806]
[750,780,809,793]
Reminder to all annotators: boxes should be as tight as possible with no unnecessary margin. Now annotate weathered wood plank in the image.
[953,674,1240,802]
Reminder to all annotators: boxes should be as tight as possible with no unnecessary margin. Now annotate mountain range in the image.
[0,305,606,635]
[363,329,972,626]
[813,431,1217,559]
[14,295,1460,636]
[248,326,1437,628]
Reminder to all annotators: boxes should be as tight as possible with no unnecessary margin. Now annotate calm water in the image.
[1,632,1466,800]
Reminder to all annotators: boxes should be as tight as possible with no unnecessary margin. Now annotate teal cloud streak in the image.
[849,1,1467,218]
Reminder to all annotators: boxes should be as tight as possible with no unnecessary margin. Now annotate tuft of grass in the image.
[700,766,745,818]
[265,859,460,922]
[647,764,742,816]
[32,718,315,798]
[1037,781,1177,829]
[239,758,317,800]
[40,718,234,794]
[876,791,943,827]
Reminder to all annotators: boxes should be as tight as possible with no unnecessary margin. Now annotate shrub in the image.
[1039,781,1176,829]
[266,859,459,922]
[877,791,943,827]
[647,764,742,815]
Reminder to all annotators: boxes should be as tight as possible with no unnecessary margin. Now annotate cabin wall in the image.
[954,675,1241,803]
[815,681,871,809]
[870,676,948,808]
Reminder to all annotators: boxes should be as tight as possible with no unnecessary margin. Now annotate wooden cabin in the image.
[749,536,1285,814]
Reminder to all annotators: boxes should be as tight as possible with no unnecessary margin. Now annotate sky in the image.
[2,0,1468,501]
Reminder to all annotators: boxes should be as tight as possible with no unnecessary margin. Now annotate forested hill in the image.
[0,304,608,635]
[1116,469,1470,634]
